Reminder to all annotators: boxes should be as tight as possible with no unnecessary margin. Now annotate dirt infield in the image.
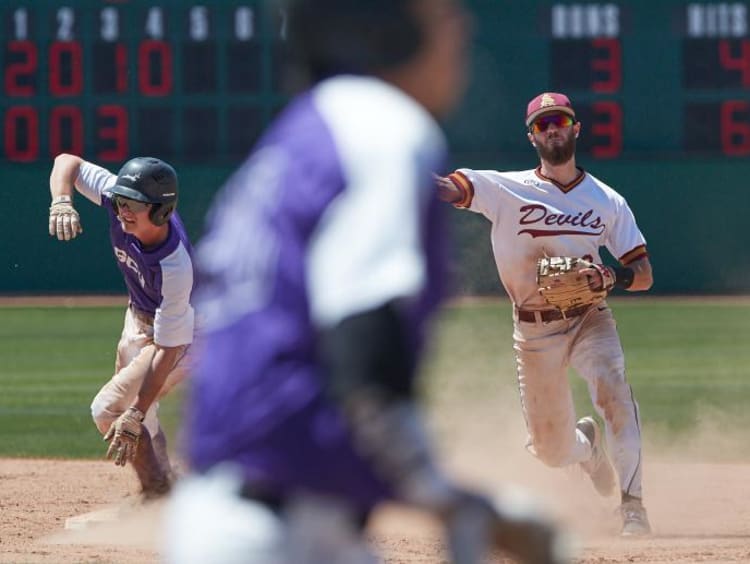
[2,296,749,562]
[3,445,750,562]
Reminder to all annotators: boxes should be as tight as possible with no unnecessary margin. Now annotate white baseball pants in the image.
[90,306,189,438]
[513,304,643,499]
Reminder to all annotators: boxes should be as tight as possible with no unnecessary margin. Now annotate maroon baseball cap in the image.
[525,92,576,126]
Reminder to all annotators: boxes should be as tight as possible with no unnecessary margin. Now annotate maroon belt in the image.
[515,304,591,323]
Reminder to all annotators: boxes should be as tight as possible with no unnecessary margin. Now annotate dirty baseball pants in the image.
[513,304,643,499]
[90,306,190,471]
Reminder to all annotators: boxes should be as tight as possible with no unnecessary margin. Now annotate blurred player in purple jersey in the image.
[48,154,195,498]
[164,0,568,563]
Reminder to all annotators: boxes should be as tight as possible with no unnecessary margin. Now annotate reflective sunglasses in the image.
[530,113,575,134]
[113,194,151,213]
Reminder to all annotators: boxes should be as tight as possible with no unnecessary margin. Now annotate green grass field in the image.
[1,298,749,459]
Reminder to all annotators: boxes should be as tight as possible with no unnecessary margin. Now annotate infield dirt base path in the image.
[3,297,749,561]
[2,456,749,563]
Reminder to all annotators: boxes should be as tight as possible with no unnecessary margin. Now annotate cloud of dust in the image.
[642,403,750,464]
[428,389,623,539]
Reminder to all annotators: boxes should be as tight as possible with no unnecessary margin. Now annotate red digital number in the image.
[49,41,83,96]
[591,39,621,93]
[4,41,37,96]
[49,105,83,156]
[591,101,622,158]
[4,106,39,162]
[138,40,172,96]
[97,105,129,161]
[720,100,750,156]
[718,40,750,88]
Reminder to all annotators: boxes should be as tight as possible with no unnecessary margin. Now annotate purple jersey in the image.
[74,162,196,347]
[187,76,448,509]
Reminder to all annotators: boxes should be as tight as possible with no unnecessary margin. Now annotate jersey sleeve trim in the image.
[619,245,648,265]
[448,171,474,208]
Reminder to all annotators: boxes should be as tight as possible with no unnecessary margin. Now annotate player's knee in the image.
[90,395,117,435]
[536,449,569,468]
[596,359,626,386]
[527,440,569,468]
[594,377,633,421]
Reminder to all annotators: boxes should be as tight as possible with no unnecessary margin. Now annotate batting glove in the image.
[104,407,145,466]
[49,195,83,241]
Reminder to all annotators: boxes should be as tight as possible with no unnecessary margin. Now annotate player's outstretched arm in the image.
[48,153,84,241]
[435,174,462,203]
[435,172,474,208]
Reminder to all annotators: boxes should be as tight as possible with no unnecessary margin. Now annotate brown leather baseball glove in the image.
[536,256,614,312]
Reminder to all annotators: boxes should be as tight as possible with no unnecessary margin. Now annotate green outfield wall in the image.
[2,0,749,295]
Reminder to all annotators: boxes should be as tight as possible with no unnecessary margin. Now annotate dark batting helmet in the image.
[286,0,422,80]
[110,157,178,226]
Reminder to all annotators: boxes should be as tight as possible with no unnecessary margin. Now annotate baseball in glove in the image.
[536,256,615,313]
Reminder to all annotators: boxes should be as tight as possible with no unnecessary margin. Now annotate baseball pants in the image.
[90,306,190,438]
[512,304,643,499]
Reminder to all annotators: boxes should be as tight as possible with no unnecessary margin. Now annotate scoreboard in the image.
[545,1,750,158]
[1,1,285,164]
[1,1,750,164]
[452,0,750,161]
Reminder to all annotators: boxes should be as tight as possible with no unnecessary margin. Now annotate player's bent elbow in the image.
[53,152,82,167]
[627,259,653,292]
[629,274,653,292]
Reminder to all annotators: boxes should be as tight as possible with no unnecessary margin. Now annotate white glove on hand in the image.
[48,195,83,241]
[104,407,145,466]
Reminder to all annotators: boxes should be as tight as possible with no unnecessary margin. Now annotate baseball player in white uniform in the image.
[436,92,653,536]
[48,154,195,498]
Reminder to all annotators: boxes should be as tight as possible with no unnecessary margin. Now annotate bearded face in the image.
[533,125,577,165]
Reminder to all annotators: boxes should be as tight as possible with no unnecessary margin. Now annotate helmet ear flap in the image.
[149,202,175,226]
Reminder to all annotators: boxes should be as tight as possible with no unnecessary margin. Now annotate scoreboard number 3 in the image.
[100,7,119,42]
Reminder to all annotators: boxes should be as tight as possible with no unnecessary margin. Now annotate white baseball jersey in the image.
[450,167,647,308]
